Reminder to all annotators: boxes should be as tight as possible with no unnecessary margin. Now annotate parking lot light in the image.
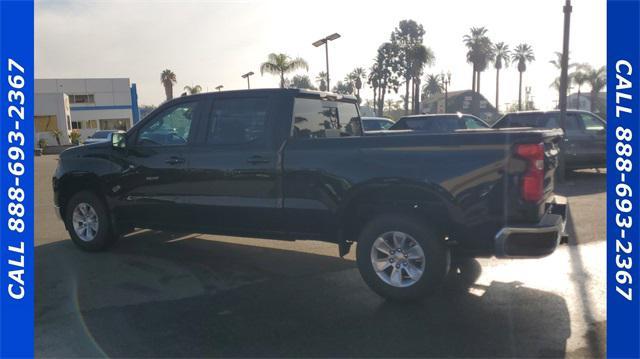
[312,33,341,91]
[241,71,254,89]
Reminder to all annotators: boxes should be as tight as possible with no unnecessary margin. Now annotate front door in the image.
[114,99,202,229]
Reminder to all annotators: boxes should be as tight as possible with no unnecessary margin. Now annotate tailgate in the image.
[542,131,562,198]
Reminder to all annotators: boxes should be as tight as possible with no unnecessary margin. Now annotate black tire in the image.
[64,191,117,252]
[356,214,450,301]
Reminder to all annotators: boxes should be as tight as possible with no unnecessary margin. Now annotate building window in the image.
[35,116,59,132]
[71,121,83,130]
[99,118,130,131]
[68,94,95,104]
[86,120,98,129]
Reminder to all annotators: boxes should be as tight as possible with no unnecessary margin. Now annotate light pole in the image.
[440,71,451,113]
[215,85,224,92]
[241,71,254,89]
[312,33,341,91]
[557,0,572,182]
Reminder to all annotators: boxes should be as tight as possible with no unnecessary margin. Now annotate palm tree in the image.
[511,43,535,110]
[410,45,435,114]
[463,27,492,93]
[583,65,606,113]
[492,42,510,112]
[346,67,367,103]
[571,65,588,109]
[183,84,202,95]
[422,74,442,99]
[316,72,328,91]
[260,53,309,88]
[160,69,177,101]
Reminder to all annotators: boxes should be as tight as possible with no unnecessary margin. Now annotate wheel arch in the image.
[337,179,458,245]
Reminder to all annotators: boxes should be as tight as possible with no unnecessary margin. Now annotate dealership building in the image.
[35,78,140,145]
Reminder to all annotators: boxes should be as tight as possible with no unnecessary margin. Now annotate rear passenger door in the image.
[577,113,606,167]
[283,97,363,238]
[181,94,283,235]
[563,113,590,167]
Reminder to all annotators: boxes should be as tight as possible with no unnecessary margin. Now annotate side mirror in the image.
[112,132,126,149]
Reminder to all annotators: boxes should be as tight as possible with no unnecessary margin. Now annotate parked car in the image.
[53,89,567,300]
[389,113,489,132]
[361,116,395,132]
[83,130,124,145]
[492,110,606,171]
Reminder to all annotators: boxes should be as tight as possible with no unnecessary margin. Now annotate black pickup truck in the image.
[53,89,567,300]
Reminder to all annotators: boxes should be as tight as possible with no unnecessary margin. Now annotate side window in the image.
[464,116,486,129]
[292,98,361,138]
[137,101,196,146]
[580,114,605,132]
[565,114,581,133]
[206,97,268,145]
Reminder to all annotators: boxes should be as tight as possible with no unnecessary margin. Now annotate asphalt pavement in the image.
[35,155,606,358]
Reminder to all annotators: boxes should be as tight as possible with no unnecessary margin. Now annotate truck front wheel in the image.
[64,191,117,251]
[356,215,450,301]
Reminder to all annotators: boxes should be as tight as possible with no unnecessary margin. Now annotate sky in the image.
[35,0,606,110]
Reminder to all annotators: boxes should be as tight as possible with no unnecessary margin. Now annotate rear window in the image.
[363,119,393,131]
[292,98,362,138]
[391,115,485,132]
[495,113,561,129]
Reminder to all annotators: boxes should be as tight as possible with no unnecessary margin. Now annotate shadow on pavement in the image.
[36,231,571,358]
[556,169,606,197]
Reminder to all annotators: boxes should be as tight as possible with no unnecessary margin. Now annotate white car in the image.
[83,130,124,145]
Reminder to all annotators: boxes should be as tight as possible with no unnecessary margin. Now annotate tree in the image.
[511,43,535,110]
[369,42,401,116]
[160,69,177,101]
[346,67,367,103]
[549,51,577,100]
[332,81,353,95]
[183,84,202,95]
[492,42,510,112]
[571,64,589,109]
[393,20,433,115]
[290,74,317,90]
[422,74,442,99]
[583,65,606,113]
[463,27,492,94]
[260,53,309,88]
[316,72,328,91]
[410,45,435,114]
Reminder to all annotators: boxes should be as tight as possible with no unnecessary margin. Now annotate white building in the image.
[35,78,140,145]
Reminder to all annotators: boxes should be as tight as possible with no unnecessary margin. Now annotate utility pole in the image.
[558,0,572,182]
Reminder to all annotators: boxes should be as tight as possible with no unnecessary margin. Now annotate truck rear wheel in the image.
[356,215,450,301]
[64,191,117,252]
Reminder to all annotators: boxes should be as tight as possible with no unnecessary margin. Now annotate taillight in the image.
[516,143,544,202]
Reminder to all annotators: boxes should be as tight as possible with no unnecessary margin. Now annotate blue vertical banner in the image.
[0,0,35,357]
[607,0,640,358]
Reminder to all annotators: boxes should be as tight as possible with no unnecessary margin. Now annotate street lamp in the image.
[241,71,254,89]
[312,32,341,91]
[215,85,224,92]
[440,71,451,113]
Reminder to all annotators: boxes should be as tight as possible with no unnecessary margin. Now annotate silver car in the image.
[83,130,124,145]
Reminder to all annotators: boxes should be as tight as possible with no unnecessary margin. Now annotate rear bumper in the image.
[494,195,568,258]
